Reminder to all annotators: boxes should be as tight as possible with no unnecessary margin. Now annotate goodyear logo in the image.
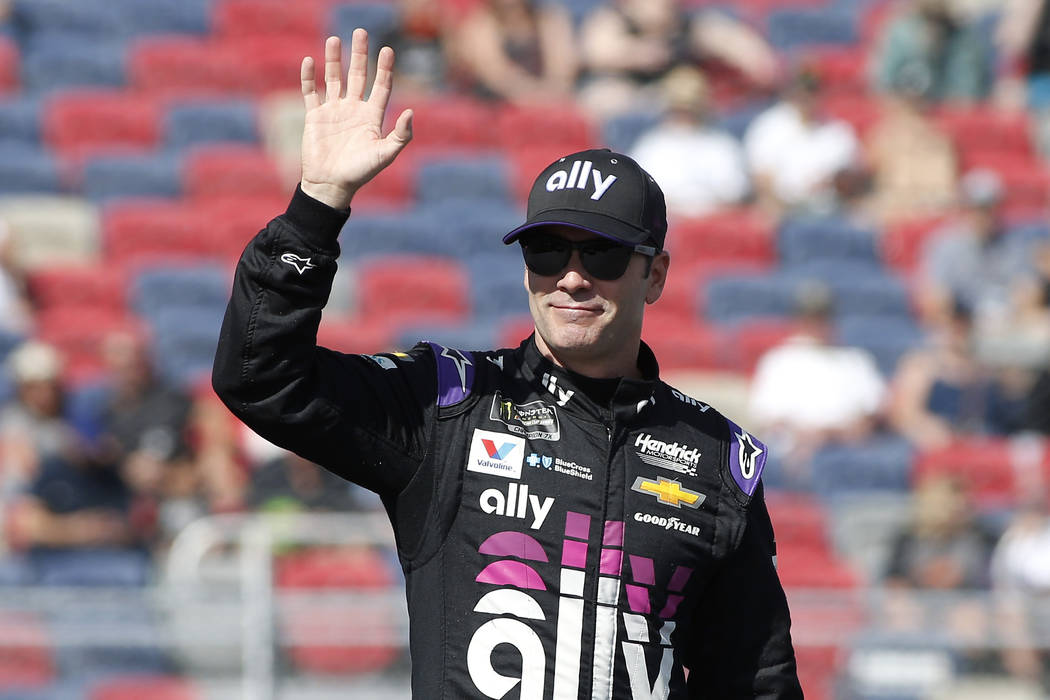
[631,476,706,509]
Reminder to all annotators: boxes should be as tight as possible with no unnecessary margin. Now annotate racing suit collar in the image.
[517,334,659,423]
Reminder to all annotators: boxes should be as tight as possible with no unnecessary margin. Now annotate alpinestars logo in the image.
[634,434,701,477]
[280,252,316,274]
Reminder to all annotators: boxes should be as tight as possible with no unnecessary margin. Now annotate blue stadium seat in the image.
[340,212,448,258]
[783,261,914,318]
[395,322,500,352]
[466,250,529,320]
[111,0,211,35]
[836,315,925,376]
[148,306,226,388]
[130,264,231,316]
[31,549,151,587]
[778,216,880,266]
[716,98,775,141]
[0,143,62,194]
[164,100,259,149]
[12,0,124,34]
[603,110,661,153]
[416,197,523,252]
[0,554,34,585]
[80,153,183,202]
[0,96,42,144]
[416,154,513,205]
[809,436,915,497]
[703,273,799,324]
[20,36,127,92]
[329,3,400,42]
[0,682,87,700]
[767,9,858,50]
[558,0,607,25]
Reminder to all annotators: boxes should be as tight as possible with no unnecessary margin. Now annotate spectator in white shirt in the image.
[629,65,750,218]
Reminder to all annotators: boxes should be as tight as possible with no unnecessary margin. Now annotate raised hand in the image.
[299,30,413,209]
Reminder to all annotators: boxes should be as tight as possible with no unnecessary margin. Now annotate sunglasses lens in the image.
[580,244,633,280]
[522,235,570,276]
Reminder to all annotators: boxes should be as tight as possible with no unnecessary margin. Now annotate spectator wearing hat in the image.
[628,65,749,218]
[919,169,1035,328]
[743,67,861,216]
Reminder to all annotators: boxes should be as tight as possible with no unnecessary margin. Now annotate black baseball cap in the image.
[503,148,667,250]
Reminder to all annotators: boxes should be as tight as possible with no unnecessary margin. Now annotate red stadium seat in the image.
[880,215,948,276]
[191,194,291,261]
[103,200,212,265]
[641,314,727,371]
[495,103,597,151]
[958,151,1050,212]
[727,319,805,375]
[225,35,320,96]
[213,0,328,39]
[276,547,400,674]
[810,46,869,95]
[90,675,200,700]
[776,546,859,588]
[766,493,833,554]
[497,314,536,349]
[27,263,128,312]
[913,438,1050,507]
[129,37,237,99]
[43,91,162,159]
[184,145,285,200]
[36,308,143,384]
[394,97,497,151]
[0,37,18,94]
[317,316,398,355]
[0,611,54,687]
[355,255,470,326]
[935,106,1033,158]
[822,93,881,137]
[666,209,776,268]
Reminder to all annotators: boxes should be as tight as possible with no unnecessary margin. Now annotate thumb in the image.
[385,108,413,153]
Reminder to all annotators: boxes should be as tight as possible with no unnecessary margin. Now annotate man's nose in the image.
[557,251,592,292]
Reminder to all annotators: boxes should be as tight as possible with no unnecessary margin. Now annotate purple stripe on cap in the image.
[659,594,684,620]
[428,342,475,408]
[564,511,591,541]
[625,584,651,614]
[476,560,546,590]
[667,565,693,593]
[599,548,623,576]
[628,555,655,586]
[603,520,624,547]
[727,419,766,499]
[479,531,548,562]
[561,540,588,569]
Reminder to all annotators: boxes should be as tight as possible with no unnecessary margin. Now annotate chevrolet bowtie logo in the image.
[631,476,706,509]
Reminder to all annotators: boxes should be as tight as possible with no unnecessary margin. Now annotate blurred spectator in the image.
[578,0,776,118]
[628,66,749,218]
[873,0,993,104]
[380,0,452,96]
[0,342,82,498]
[998,0,1050,119]
[863,63,959,222]
[448,0,577,103]
[890,299,1026,450]
[990,495,1050,689]
[743,67,861,215]
[248,451,361,514]
[885,474,995,591]
[0,221,31,339]
[919,169,1035,328]
[747,282,887,468]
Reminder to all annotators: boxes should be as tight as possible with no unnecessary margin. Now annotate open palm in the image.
[300,30,413,210]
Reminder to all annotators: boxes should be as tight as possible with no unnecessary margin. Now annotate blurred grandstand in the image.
[1,0,1050,698]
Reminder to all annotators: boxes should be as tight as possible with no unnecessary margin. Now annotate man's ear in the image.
[645,251,670,304]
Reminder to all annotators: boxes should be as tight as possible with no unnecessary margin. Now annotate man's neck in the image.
[533,334,641,380]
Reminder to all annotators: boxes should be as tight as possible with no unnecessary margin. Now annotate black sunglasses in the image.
[520,232,657,281]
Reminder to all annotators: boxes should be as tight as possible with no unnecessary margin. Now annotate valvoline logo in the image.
[467,429,525,479]
[482,439,517,460]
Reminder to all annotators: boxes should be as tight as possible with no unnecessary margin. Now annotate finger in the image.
[384,108,413,152]
[324,36,343,101]
[368,45,395,114]
[301,56,321,110]
[346,28,369,100]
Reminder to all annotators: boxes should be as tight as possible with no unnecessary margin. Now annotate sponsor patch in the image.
[670,388,710,412]
[480,483,555,529]
[363,354,398,370]
[467,429,525,479]
[490,392,560,441]
[727,420,766,498]
[631,476,706,510]
[633,511,700,537]
[280,252,316,274]
[526,452,593,481]
[634,433,701,477]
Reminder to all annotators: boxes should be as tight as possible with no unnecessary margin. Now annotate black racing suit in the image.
[212,187,803,699]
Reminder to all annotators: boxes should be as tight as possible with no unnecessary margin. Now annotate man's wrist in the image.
[299,180,357,210]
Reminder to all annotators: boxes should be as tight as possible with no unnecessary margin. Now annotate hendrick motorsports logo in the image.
[634,511,700,537]
[467,429,525,479]
[634,433,701,477]
[490,392,560,441]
